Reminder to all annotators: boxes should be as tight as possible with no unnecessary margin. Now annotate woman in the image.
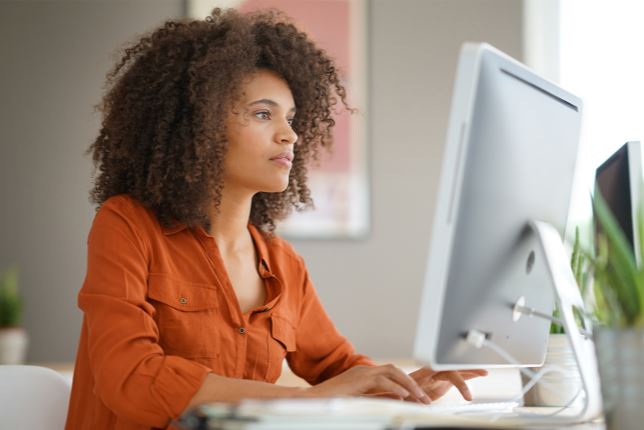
[65,8,486,430]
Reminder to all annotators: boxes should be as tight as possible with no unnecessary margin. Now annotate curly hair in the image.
[88,7,349,233]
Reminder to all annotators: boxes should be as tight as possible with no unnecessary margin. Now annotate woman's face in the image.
[223,69,298,195]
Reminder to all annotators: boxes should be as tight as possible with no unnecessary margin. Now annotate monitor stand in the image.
[526,220,603,422]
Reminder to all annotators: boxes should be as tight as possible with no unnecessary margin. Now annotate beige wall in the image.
[0,1,184,362]
[291,0,524,359]
[0,0,523,363]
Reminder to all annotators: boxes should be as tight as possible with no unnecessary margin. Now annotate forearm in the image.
[184,372,309,412]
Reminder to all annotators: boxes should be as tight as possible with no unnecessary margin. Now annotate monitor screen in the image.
[594,141,642,262]
[414,43,583,369]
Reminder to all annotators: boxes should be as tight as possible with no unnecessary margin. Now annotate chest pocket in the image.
[265,314,297,382]
[148,274,220,359]
[271,315,296,351]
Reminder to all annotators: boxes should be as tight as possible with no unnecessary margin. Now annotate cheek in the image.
[223,139,273,183]
[230,126,269,156]
[226,134,259,164]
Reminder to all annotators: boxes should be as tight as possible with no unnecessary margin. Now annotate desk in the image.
[186,360,605,430]
[44,360,605,429]
[181,399,605,430]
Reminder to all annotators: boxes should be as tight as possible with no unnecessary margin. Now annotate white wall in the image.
[0,0,523,363]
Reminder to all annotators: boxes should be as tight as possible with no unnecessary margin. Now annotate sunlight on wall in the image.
[559,0,644,243]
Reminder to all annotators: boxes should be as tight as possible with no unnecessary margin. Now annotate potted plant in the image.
[0,265,29,364]
[587,189,644,430]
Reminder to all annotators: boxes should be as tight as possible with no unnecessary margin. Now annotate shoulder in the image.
[99,194,152,218]
[90,194,160,245]
[95,194,159,225]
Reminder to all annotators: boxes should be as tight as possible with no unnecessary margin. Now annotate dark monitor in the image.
[594,141,642,262]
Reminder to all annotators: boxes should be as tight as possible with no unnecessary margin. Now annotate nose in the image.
[276,120,298,145]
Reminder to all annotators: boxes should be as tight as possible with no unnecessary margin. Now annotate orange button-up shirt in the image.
[65,195,374,429]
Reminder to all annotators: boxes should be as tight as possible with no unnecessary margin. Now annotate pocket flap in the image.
[271,315,296,352]
[148,274,218,311]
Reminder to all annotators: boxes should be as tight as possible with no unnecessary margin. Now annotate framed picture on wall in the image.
[188,0,370,239]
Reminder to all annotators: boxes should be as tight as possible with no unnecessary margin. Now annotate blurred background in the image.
[0,0,642,365]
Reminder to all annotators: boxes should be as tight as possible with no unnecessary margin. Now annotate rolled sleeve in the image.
[79,202,210,427]
[151,356,211,419]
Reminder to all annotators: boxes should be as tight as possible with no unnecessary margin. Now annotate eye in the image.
[287,118,295,127]
[255,110,271,120]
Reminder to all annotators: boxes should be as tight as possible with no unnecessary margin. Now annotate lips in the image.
[270,151,294,162]
[270,151,293,169]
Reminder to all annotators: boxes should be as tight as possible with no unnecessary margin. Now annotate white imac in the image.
[413,43,602,421]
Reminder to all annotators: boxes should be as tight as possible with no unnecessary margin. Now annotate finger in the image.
[382,365,431,404]
[460,373,487,381]
[409,367,437,379]
[459,369,488,376]
[445,372,472,401]
[374,376,412,400]
[433,369,487,381]
[413,367,487,381]
[403,394,430,404]
[423,382,452,401]
[408,367,438,387]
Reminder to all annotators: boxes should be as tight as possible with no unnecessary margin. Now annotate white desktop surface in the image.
[46,360,605,429]
[271,360,605,430]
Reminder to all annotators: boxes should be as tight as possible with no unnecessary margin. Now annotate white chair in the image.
[0,365,71,429]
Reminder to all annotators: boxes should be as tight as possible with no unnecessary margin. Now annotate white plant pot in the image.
[0,327,29,364]
[522,333,583,407]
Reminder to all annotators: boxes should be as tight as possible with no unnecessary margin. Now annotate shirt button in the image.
[239,327,247,334]
[179,297,188,305]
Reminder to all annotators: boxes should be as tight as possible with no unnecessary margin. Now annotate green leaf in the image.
[550,305,565,334]
[636,181,644,263]
[571,226,588,298]
[583,239,620,326]
[593,189,641,324]
[636,190,644,321]
[0,266,22,327]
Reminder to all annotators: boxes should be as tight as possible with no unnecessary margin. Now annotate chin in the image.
[261,180,289,194]
[275,183,289,193]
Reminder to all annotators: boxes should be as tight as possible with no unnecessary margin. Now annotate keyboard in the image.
[183,397,526,430]
[422,399,521,414]
[237,397,520,416]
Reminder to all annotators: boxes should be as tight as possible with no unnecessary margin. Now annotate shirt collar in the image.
[164,222,274,277]
[162,222,188,236]
[248,224,273,277]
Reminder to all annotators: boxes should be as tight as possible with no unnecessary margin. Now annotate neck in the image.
[209,187,254,253]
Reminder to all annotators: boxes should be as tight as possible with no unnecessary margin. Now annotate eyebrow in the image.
[248,98,296,113]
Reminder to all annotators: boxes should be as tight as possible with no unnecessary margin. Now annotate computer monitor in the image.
[413,43,583,369]
[594,141,642,264]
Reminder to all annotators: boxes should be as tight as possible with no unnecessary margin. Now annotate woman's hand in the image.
[306,365,431,404]
[407,367,488,402]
